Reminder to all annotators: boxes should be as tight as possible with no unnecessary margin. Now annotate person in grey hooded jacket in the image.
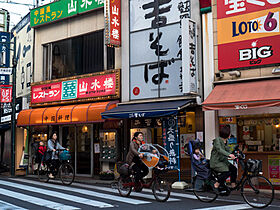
[47,132,65,178]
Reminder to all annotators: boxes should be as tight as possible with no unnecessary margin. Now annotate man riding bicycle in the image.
[126,132,149,191]
[210,125,237,192]
[47,132,67,178]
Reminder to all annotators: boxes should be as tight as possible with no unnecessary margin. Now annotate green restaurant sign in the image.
[30,0,104,27]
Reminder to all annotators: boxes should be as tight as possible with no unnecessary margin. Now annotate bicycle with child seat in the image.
[192,145,274,208]
[38,149,75,185]
[117,144,171,202]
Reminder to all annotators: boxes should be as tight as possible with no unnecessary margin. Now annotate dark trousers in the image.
[132,156,149,182]
[49,159,60,175]
[218,164,237,184]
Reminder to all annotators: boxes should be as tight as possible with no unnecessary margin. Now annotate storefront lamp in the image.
[275,124,280,128]
[82,125,88,133]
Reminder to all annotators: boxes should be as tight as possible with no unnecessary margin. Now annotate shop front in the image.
[203,79,280,185]
[17,70,120,177]
[102,99,204,181]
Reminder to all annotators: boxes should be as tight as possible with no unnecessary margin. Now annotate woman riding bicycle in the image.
[47,132,67,178]
[126,132,149,191]
[210,125,237,192]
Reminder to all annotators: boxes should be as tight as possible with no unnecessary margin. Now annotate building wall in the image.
[121,0,129,103]
[34,10,105,82]
[202,11,217,158]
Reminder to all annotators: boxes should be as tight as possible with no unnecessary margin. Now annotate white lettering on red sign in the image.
[224,0,280,15]
[109,0,121,46]
[1,86,12,103]
[235,104,248,109]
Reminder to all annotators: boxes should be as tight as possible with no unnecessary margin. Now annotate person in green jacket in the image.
[210,125,237,190]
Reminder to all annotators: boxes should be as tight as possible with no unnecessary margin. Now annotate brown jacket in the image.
[126,140,140,165]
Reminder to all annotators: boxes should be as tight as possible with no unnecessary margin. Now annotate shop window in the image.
[107,46,115,70]
[43,30,115,80]
[100,130,117,162]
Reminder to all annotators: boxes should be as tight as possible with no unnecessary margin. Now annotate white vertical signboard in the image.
[182,18,197,94]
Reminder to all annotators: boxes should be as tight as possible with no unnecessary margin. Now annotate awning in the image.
[202,79,280,111]
[101,100,193,119]
[17,101,117,126]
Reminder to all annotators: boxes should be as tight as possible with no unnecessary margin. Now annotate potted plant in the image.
[99,170,114,180]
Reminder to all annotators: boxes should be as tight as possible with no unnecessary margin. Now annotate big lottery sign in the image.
[217,0,280,70]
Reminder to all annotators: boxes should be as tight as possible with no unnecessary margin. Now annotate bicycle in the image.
[38,149,75,185]
[193,145,274,208]
[117,144,171,202]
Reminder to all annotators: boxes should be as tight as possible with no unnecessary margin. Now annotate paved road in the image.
[0,177,279,210]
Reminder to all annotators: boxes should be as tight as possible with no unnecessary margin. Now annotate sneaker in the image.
[49,174,55,179]
[211,183,219,194]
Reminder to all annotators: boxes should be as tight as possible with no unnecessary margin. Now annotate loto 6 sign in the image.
[217,1,280,70]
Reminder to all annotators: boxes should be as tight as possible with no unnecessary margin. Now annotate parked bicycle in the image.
[38,149,75,185]
[193,145,274,208]
[117,144,171,202]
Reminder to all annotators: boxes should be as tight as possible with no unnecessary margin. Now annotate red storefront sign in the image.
[31,82,61,104]
[105,0,121,47]
[78,73,116,98]
[217,1,280,70]
[218,35,279,69]
[31,73,118,104]
[110,0,121,46]
[0,85,12,103]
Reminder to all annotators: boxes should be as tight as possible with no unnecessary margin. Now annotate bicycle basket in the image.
[59,150,71,161]
[247,159,262,174]
[118,163,130,176]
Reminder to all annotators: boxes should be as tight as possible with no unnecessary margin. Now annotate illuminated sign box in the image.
[31,70,120,106]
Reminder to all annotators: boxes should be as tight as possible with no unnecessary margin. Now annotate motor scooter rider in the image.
[126,132,149,191]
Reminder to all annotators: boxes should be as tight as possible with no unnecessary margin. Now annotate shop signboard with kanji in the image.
[217,1,280,70]
[0,85,12,103]
[0,32,10,67]
[31,71,118,105]
[78,73,116,98]
[129,0,198,100]
[105,0,121,47]
[0,97,22,123]
[31,82,61,104]
[30,0,104,27]
[162,117,179,170]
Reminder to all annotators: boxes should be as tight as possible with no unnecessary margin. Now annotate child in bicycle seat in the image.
[38,141,47,163]
[193,147,206,164]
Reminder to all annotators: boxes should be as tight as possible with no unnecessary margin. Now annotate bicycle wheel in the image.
[118,176,132,197]
[38,162,50,183]
[152,178,170,202]
[242,175,274,208]
[193,177,218,202]
[60,163,75,185]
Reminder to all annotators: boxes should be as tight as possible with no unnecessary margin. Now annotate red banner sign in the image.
[218,34,279,69]
[78,73,116,98]
[32,82,61,104]
[0,85,12,103]
[105,0,121,47]
[31,73,117,104]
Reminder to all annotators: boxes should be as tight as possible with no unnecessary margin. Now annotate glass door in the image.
[61,126,76,170]
[76,125,92,175]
